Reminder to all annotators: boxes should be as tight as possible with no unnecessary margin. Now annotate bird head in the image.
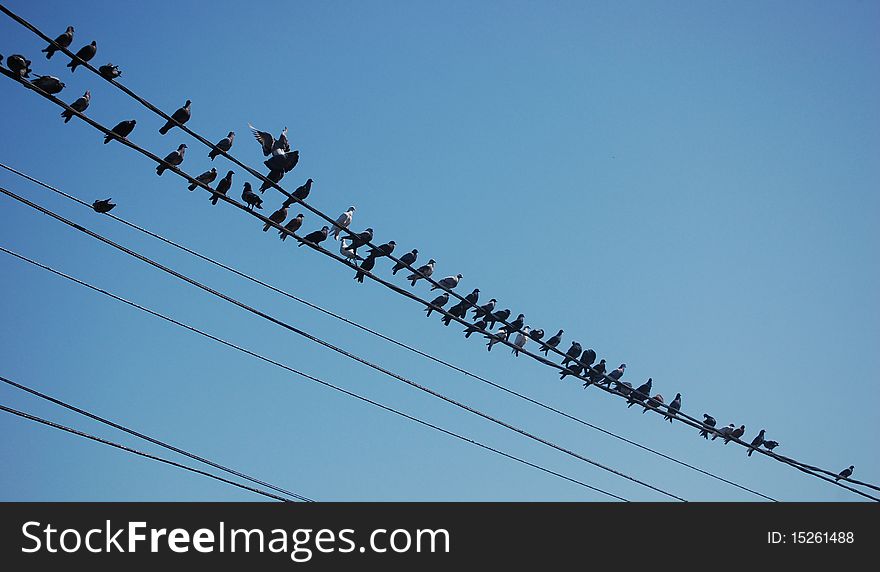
[620,363,627,370]
[184,99,191,107]
[306,178,313,186]
[90,41,96,47]
[457,273,463,279]
[83,90,90,99]
[178,144,187,150]
[295,214,304,219]
[348,206,356,212]
[67,26,74,33]
[228,131,235,137]
[243,182,252,190]
[428,259,436,264]
[226,170,234,177]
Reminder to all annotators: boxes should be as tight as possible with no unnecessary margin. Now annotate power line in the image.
[0,69,871,502]
[0,402,293,502]
[0,161,778,501]
[0,244,630,502]
[0,373,314,502]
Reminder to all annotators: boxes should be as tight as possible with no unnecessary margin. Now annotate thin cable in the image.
[0,245,629,501]
[0,373,313,502]
[0,402,292,502]
[0,189,682,501]
[0,161,778,501]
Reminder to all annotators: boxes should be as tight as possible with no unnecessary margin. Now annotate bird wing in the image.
[248,123,274,155]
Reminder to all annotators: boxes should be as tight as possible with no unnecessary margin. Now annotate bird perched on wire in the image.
[464,319,488,339]
[512,326,530,356]
[6,54,32,78]
[485,331,504,352]
[612,381,633,396]
[392,249,418,275]
[699,414,717,439]
[339,238,362,261]
[211,170,234,205]
[407,259,436,286]
[726,425,746,444]
[561,342,582,366]
[30,75,65,94]
[66,40,96,72]
[298,226,329,248]
[540,330,563,355]
[188,167,217,191]
[103,119,135,144]
[42,25,74,59]
[432,274,463,291]
[836,465,854,482]
[156,144,187,176]
[259,169,286,193]
[92,198,115,213]
[331,207,356,240]
[486,308,510,330]
[241,182,263,210]
[747,429,765,457]
[263,203,289,231]
[462,288,480,307]
[528,328,544,343]
[61,90,90,123]
[159,100,191,135]
[441,301,469,326]
[472,298,496,321]
[209,131,235,160]
[345,228,374,254]
[627,378,652,408]
[98,63,122,79]
[605,364,626,388]
[712,423,735,442]
[579,348,597,369]
[280,214,304,241]
[354,254,376,283]
[664,393,681,422]
[368,241,396,260]
[560,362,583,380]
[762,440,779,452]
[425,293,449,317]
[249,124,289,156]
[642,394,664,414]
[291,179,313,202]
[585,358,606,386]
[497,314,525,341]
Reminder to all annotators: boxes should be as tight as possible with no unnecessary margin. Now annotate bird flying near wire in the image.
[159,100,191,135]
[249,124,289,156]
[42,26,74,59]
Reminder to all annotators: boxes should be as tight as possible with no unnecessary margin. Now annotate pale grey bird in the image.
[156,144,187,176]
[209,131,235,160]
[42,26,74,59]
[280,214,304,241]
[407,259,435,286]
[263,203,289,231]
[61,90,90,123]
[159,100,191,134]
[211,170,233,205]
[332,207,356,239]
[66,40,96,72]
[241,182,263,210]
[188,167,217,191]
[431,273,462,291]
[512,326,530,356]
[339,238,362,260]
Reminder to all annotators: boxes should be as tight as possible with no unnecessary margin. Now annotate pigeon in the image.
[298,226,329,248]
[103,119,136,144]
[497,314,525,341]
[485,332,504,351]
[712,424,735,441]
[209,131,235,160]
[30,75,65,94]
[98,63,122,79]
[259,169,286,193]
[6,54,32,78]
[613,381,633,396]
[42,26,74,59]
[642,394,664,414]
[464,319,488,339]
[472,299,496,320]
[528,328,544,342]
[585,358,606,386]
[263,203,289,231]
[726,425,746,444]
[512,326,530,356]
[188,167,217,191]
[562,342,582,366]
[92,198,115,213]
[339,238,363,261]
[241,182,263,210]
[560,362,583,380]
[699,414,717,439]
[211,170,234,205]
[280,214,304,241]
[290,179,313,202]
[159,100,191,135]
[248,124,289,156]
[747,429,765,457]
[579,348,597,368]
[762,440,779,451]
[664,393,681,422]
[264,150,299,174]
[368,241,396,259]
[392,249,418,275]
[425,293,449,317]
[332,207,356,239]
[486,308,510,330]
[463,288,480,307]
[540,330,563,355]
[440,301,469,326]
[345,228,374,253]
[627,378,652,407]
[605,363,626,387]
[66,41,96,72]
[836,465,855,482]
[431,274,462,291]
[61,90,90,123]
[156,144,187,176]
[407,259,435,286]
[354,254,376,283]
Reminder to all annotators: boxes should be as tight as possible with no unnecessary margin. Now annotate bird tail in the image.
[103,136,111,144]
[425,307,433,317]
[209,150,218,160]
[748,448,754,457]
[159,123,171,135]
[259,181,271,193]
[392,266,401,275]
[66,60,75,70]
[210,195,219,206]
[188,183,197,191]
[262,223,271,232]
[61,110,71,122]
[156,165,165,176]
[279,231,288,241]
[42,46,53,58]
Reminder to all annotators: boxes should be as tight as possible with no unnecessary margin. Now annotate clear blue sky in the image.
[1,0,877,501]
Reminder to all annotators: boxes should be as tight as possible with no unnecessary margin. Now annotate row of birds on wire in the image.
[0,26,861,483]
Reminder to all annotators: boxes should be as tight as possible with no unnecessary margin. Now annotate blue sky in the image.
[1,0,877,501]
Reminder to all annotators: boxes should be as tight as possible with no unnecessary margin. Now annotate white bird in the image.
[339,238,362,261]
[431,274,463,291]
[512,326,530,356]
[332,206,356,239]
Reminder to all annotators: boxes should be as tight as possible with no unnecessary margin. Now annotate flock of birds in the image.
[1,25,860,485]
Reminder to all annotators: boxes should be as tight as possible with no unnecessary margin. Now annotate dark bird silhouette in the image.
[248,124,289,156]
[559,362,583,380]
[7,54,32,78]
[664,393,681,422]
[392,249,418,275]
[98,63,122,79]
[472,299,496,320]
[528,328,544,342]
[30,75,65,94]
[211,170,233,205]
[425,293,449,317]
[747,429,765,457]
[66,40,96,72]
[585,358,606,386]
[290,178,313,202]
[463,288,480,307]
[42,26,74,59]
[209,131,234,160]
[103,119,135,144]
[562,342,582,366]
[346,228,374,253]
[725,425,746,444]
[260,168,285,193]
[540,330,563,355]
[91,198,115,213]
[354,254,376,283]
[497,313,525,341]
[441,301,469,326]
[486,308,510,330]
[627,378,652,407]
[156,144,187,176]
[241,182,263,210]
[712,424,734,442]
[642,394,664,414]
[61,90,90,123]
[188,167,217,191]
[298,226,329,248]
[159,100,191,135]
[612,381,633,396]
[762,440,779,452]
[432,274,463,291]
[699,414,717,439]
[263,203,289,231]
[579,348,597,368]
[464,319,488,339]
[605,363,626,387]
[836,465,854,482]
[264,150,299,175]
[407,259,435,286]
[279,214,304,240]
[369,241,396,259]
